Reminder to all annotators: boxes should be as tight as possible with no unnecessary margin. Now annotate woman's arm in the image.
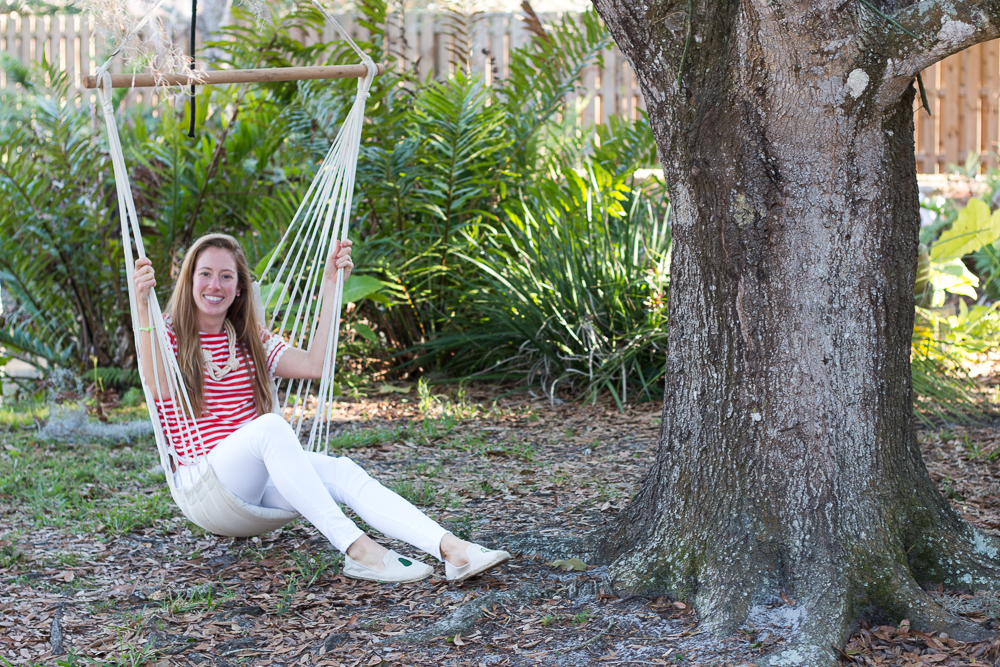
[133,257,171,400]
[274,240,354,380]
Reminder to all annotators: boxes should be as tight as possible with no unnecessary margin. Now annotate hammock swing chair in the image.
[93,0,381,537]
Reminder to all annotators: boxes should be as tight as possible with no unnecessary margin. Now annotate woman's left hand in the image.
[325,240,354,282]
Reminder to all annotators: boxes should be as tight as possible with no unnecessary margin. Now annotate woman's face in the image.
[192,247,240,321]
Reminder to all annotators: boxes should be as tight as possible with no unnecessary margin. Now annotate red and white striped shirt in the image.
[155,315,287,460]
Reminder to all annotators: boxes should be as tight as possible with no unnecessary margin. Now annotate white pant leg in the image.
[261,452,449,561]
[205,413,364,553]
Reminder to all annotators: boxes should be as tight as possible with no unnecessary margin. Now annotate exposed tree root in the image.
[890,567,993,642]
[480,531,594,562]
[761,588,851,667]
[387,584,546,644]
[908,520,1000,590]
[757,566,997,666]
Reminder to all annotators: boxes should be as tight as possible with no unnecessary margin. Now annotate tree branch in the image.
[887,0,1000,78]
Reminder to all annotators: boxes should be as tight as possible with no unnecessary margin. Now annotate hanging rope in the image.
[92,1,378,535]
[188,0,198,138]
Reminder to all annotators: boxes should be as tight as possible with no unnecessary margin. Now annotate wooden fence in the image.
[4,10,1000,173]
[914,40,1000,173]
[0,11,645,126]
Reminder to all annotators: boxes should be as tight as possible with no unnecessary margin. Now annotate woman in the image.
[133,233,509,583]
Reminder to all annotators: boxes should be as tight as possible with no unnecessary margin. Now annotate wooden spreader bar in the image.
[83,63,385,89]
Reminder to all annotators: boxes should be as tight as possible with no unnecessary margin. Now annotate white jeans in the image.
[201,413,448,559]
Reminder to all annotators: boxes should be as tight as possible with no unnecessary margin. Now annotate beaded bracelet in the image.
[139,326,156,332]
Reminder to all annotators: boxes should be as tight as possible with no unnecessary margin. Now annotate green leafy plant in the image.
[429,163,670,406]
[289,549,343,587]
[912,196,1000,423]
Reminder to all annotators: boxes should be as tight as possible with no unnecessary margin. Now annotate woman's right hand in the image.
[133,257,156,308]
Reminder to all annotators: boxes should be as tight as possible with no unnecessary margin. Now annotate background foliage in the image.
[0,1,667,404]
[4,0,999,418]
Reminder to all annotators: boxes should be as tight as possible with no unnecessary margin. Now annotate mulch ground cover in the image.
[3,386,1000,666]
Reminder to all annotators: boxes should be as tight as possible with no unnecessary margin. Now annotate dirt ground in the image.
[4,387,1000,666]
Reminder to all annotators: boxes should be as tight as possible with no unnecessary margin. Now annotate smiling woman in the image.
[132,233,511,584]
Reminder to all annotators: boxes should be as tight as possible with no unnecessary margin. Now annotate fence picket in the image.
[962,45,982,167]
[984,40,999,168]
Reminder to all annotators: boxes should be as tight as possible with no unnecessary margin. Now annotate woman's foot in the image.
[440,533,472,567]
[440,533,510,582]
[344,535,432,583]
[346,534,389,570]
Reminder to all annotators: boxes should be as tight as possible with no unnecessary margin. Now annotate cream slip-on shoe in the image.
[344,550,433,583]
[445,544,511,582]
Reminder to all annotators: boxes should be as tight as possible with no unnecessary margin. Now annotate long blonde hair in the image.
[166,234,273,416]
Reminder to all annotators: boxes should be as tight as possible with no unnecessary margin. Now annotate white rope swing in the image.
[96,1,377,536]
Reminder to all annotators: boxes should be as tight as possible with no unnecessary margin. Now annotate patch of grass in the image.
[571,609,592,625]
[326,416,459,451]
[0,436,163,533]
[276,574,298,616]
[289,549,343,587]
[540,614,558,627]
[91,633,160,667]
[88,598,116,614]
[389,479,441,507]
[962,435,1000,463]
[57,551,81,567]
[445,431,487,451]
[450,515,474,541]
[94,490,175,535]
[0,540,24,569]
[163,583,232,615]
[411,462,442,477]
[476,439,536,462]
[328,424,407,450]
[412,415,458,443]
[0,397,48,429]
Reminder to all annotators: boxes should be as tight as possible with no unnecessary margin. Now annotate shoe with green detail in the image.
[344,550,433,583]
[445,544,511,582]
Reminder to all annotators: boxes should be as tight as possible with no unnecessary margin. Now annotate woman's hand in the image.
[133,257,156,308]
[324,240,354,283]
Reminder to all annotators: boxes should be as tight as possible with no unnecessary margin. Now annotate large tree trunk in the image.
[590,1,1000,664]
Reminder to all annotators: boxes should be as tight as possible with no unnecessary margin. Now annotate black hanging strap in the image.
[187,0,197,138]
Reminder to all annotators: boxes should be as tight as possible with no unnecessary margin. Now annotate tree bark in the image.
[590,1,1000,664]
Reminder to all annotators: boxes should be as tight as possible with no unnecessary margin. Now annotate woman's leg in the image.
[260,452,451,561]
[206,414,365,554]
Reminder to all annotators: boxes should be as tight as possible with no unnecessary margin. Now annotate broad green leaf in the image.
[930,198,1000,261]
[254,247,278,277]
[342,275,386,303]
[259,280,288,312]
[352,322,379,344]
[931,258,979,299]
[549,558,588,571]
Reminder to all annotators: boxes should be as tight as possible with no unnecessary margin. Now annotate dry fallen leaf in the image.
[453,633,465,646]
[549,558,588,571]
[378,384,411,394]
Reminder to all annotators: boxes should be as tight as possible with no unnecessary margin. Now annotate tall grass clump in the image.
[432,163,669,405]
